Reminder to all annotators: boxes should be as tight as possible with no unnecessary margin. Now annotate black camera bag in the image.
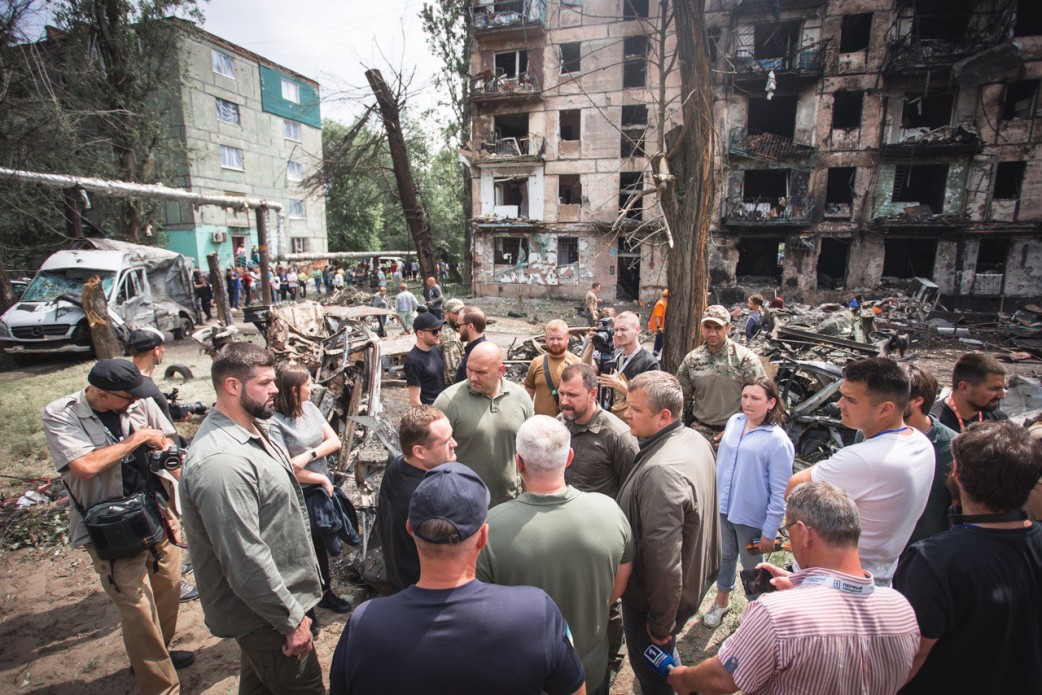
[68,488,167,561]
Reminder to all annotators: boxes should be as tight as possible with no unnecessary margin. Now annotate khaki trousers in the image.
[86,535,182,695]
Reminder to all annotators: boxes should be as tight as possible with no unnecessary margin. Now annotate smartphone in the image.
[739,567,777,596]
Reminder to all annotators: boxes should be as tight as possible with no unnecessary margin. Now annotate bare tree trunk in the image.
[0,257,16,316]
[82,275,121,359]
[63,188,84,239]
[659,0,714,373]
[208,253,232,326]
[365,69,437,290]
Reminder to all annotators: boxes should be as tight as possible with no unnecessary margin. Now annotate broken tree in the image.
[365,69,438,293]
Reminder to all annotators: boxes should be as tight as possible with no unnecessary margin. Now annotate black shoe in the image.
[307,608,321,638]
[319,591,352,613]
[170,650,195,670]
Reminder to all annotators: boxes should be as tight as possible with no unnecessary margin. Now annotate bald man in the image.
[434,342,535,506]
[525,320,580,417]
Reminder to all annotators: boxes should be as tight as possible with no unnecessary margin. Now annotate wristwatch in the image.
[309,449,318,460]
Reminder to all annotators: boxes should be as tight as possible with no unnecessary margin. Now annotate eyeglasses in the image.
[105,390,138,403]
[424,329,441,335]
[783,519,799,532]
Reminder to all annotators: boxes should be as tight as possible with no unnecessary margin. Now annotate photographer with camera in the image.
[42,359,193,694]
[580,311,658,416]
[666,482,919,695]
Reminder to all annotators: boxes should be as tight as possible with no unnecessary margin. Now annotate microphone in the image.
[643,644,677,677]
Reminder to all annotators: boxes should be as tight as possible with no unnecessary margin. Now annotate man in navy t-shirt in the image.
[330,463,586,695]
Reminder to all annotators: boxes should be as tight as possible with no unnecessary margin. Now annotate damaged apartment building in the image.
[464,0,1042,308]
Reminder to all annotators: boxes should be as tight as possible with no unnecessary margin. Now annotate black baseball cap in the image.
[413,311,444,333]
[127,327,174,353]
[87,359,161,399]
[408,462,490,544]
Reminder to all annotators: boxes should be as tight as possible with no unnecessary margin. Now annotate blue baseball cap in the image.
[408,462,490,544]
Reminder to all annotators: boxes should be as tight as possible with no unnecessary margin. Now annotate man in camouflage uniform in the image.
[440,298,466,386]
[677,305,766,437]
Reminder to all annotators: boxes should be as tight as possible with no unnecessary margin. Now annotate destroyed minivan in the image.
[0,238,195,355]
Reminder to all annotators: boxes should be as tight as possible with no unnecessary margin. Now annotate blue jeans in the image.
[718,514,764,594]
[622,602,695,695]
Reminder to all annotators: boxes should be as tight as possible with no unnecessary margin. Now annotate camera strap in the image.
[543,354,560,406]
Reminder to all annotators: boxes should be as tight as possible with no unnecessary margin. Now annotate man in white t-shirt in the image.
[787,357,933,586]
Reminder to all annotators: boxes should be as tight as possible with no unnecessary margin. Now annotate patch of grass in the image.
[0,361,94,489]
[81,657,101,673]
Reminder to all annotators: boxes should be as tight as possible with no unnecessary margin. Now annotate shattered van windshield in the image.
[21,270,116,302]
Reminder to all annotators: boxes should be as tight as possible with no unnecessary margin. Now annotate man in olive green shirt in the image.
[478,416,634,694]
[433,342,534,506]
[180,343,324,693]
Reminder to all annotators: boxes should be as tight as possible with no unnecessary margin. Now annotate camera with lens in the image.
[165,388,209,420]
[148,445,185,472]
[591,317,615,356]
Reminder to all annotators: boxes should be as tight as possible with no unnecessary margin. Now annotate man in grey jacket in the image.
[180,342,324,693]
[617,371,720,695]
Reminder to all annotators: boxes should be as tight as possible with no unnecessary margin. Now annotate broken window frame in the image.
[839,13,872,53]
[1014,1,1042,37]
[890,163,948,214]
[557,236,580,265]
[493,236,530,266]
[993,161,1026,200]
[619,171,644,220]
[560,42,581,74]
[901,92,954,131]
[623,0,649,20]
[1002,80,1041,121]
[831,90,864,130]
[559,109,581,141]
[825,167,856,218]
[558,175,582,205]
[494,176,530,218]
[620,104,648,158]
[290,237,310,254]
[623,36,648,88]
[495,49,529,79]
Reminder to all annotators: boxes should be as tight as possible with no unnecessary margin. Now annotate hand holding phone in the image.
[740,567,778,596]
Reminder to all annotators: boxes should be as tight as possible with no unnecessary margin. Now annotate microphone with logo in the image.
[643,644,678,677]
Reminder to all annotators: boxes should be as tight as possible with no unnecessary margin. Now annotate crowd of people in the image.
[39,282,1042,695]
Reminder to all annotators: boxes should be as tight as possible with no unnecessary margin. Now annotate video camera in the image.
[148,444,185,472]
[165,388,209,420]
[591,317,616,409]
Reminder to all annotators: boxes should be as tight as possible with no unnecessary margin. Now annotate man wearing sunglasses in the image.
[42,359,191,694]
[406,312,446,406]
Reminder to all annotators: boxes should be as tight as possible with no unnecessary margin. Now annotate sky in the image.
[23,0,447,128]
[200,0,444,126]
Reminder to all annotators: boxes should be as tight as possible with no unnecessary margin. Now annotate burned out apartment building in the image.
[464,0,1042,308]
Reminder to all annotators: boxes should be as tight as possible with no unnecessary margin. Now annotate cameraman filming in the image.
[581,311,659,415]
[42,359,194,694]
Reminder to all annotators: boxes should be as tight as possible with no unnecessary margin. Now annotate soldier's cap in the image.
[127,327,174,354]
[444,298,465,314]
[413,311,444,332]
[701,305,731,327]
[88,359,161,399]
[408,462,490,544]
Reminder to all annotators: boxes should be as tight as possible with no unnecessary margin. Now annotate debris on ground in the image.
[0,477,69,551]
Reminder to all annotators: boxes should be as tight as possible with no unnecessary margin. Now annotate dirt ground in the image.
[1,296,1039,694]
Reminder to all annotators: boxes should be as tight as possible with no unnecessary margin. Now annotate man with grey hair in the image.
[478,415,633,694]
[616,371,719,695]
[667,481,919,695]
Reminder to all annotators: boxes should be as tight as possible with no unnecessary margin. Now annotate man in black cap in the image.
[405,311,446,407]
[330,462,587,695]
[41,359,193,694]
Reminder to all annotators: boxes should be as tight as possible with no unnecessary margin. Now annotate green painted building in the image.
[162,20,327,268]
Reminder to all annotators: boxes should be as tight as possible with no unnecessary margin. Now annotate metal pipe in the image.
[0,167,283,212]
[256,206,273,305]
[284,250,418,262]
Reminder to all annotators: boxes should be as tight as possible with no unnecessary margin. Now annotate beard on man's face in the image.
[240,390,275,420]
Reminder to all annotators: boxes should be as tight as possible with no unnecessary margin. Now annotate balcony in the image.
[471,0,546,39]
[881,124,982,161]
[730,0,825,13]
[471,134,545,164]
[471,71,542,105]
[733,39,830,86]
[883,35,996,75]
[728,127,816,169]
[723,196,816,226]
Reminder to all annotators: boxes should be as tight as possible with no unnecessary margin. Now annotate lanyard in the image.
[618,348,639,374]
[867,426,910,440]
[946,394,981,432]
[798,573,875,595]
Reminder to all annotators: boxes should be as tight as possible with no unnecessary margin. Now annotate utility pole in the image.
[256,206,273,305]
[62,188,84,239]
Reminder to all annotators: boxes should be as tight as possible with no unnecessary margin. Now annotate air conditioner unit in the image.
[211,231,227,243]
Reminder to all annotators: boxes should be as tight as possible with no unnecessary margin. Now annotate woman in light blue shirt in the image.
[703,376,794,628]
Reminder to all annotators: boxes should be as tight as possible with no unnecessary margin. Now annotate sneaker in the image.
[318,591,352,614]
[181,560,193,575]
[703,602,730,628]
[179,580,199,602]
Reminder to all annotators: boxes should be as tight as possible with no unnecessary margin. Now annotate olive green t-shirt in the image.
[476,487,635,692]
[433,379,534,506]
